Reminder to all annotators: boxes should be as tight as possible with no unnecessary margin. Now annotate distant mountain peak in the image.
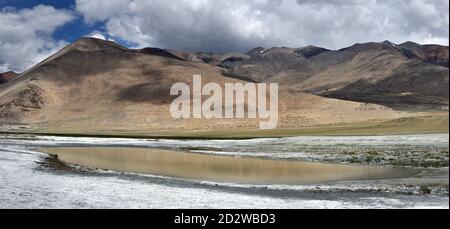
[382,40,397,46]
[399,41,420,47]
[0,71,19,85]
[70,37,129,52]
[295,45,329,58]
[139,47,183,60]
[247,47,266,56]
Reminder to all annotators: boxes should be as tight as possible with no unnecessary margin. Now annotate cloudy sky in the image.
[0,0,448,72]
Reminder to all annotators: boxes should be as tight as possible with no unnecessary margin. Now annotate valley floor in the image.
[1,112,448,139]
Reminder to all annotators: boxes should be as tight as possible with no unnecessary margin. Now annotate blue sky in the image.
[0,0,448,72]
[0,0,73,9]
[0,0,109,44]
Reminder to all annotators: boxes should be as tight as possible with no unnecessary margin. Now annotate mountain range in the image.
[0,37,448,135]
[168,40,449,108]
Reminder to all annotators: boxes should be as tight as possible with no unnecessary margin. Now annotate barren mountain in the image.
[397,41,449,67]
[0,71,19,84]
[181,41,449,109]
[0,37,409,133]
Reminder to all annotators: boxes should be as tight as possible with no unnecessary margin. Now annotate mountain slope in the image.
[397,41,449,67]
[219,41,449,109]
[0,38,407,133]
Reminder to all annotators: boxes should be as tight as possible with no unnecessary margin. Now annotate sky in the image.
[0,0,449,72]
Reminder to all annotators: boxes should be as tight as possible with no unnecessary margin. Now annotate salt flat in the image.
[0,134,448,209]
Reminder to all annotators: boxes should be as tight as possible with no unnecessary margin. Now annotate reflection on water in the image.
[39,147,419,185]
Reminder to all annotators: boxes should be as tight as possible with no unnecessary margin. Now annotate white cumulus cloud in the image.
[86,30,116,42]
[0,5,75,72]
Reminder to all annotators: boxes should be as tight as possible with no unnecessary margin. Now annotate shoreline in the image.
[1,129,449,140]
[37,146,422,185]
[36,146,449,196]
[1,114,448,140]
